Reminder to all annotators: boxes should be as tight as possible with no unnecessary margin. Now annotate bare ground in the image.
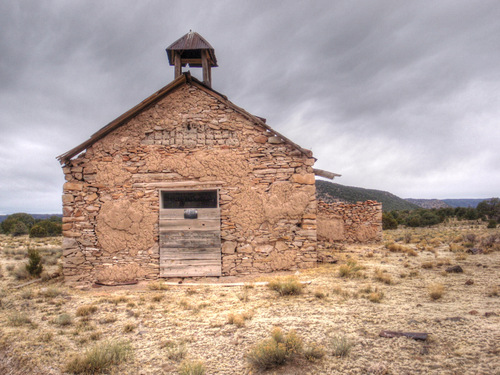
[0,223,499,374]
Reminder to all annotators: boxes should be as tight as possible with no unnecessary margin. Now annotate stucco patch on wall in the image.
[96,200,156,256]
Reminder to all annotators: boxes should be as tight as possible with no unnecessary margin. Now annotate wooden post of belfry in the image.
[174,52,182,78]
[201,50,211,87]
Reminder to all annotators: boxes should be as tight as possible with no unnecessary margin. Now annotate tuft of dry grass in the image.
[338,260,364,278]
[331,335,353,357]
[428,283,445,300]
[8,311,33,327]
[76,305,98,317]
[421,262,434,269]
[374,268,393,285]
[148,281,169,290]
[178,359,206,375]
[65,340,132,374]
[268,276,303,296]
[162,340,188,361]
[227,311,253,327]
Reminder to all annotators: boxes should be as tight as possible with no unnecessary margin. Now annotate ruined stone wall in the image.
[317,200,382,243]
[61,83,317,284]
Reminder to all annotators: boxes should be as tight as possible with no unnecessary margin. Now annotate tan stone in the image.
[291,173,315,185]
[222,241,237,254]
[63,182,83,191]
[254,135,268,144]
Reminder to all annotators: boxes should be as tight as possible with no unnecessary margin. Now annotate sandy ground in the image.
[0,224,499,374]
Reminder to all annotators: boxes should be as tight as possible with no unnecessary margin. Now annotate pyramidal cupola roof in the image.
[166,31,217,87]
[166,31,217,67]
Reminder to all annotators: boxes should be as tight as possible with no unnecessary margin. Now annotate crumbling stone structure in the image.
[57,32,381,285]
[317,200,382,243]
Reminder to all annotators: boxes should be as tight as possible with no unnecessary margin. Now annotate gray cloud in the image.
[1,0,499,213]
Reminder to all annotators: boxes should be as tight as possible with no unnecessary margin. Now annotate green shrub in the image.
[30,224,48,238]
[12,221,28,236]
[1,213,35,234]
[54,313,73,326]
[65,340,132,374]
[487,220,497,229]
[331,335,353,357]
[26,247,43,277]
[246,328,303,370]
[178,359,206,375]
[268,276,303,296]
[382,212,398,230]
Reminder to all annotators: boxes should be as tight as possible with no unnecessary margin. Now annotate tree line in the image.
[383,198,500,229]
[0,213,62,237]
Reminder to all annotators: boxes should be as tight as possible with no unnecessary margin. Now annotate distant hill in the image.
[316,180,419,212]
[441,199,487,208]
[0,214,62,223]
[405,199,450,209]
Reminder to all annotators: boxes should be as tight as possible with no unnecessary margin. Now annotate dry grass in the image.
[428,283,445,300]
[267,276,303,295]
[65,340,132,374]
[1,229,499,374]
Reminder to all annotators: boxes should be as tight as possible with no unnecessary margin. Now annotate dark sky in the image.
[1,0,499,214]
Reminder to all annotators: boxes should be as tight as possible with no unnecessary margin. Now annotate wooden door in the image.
[159,190,221,277]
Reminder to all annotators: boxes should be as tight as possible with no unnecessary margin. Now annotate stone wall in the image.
[317,200,382,243]
[61,83,317,285]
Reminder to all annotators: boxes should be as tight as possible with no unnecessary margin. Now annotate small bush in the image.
[76,305,98,317]
[487,220,497,229]
[331,335,353,357]
[8,312,32,326]
[99,315,117,324]
[268,276,303,296]
[246,328,303,370]
[338,260,364,278]
[368,291,384,303]
[148,281,169,290]
[421,262,434,269]
[151,293,164,302]
[162,341,187,361]
[303,342,326,362]
[13,265,30,280]
[40,286,64,298]
[313,289,327,299]
[374,268,393,285]
[178,359,206,375]
[25,247,43,277]
[123,323,136,333]
[227,313,246,327]
[429,283,445,300]
[65,340,132,374]
[54,313,73,326]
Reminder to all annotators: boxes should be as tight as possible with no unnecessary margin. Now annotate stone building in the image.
[57,32,381,285]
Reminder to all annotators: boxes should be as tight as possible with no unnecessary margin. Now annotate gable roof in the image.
[56,72,313,164]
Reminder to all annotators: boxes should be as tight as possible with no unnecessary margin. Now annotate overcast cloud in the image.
[1,0,499,214]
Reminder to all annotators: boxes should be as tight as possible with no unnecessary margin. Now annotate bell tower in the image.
[166,31,218,88]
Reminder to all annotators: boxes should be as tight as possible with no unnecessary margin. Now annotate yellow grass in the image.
[0,227,499,374]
